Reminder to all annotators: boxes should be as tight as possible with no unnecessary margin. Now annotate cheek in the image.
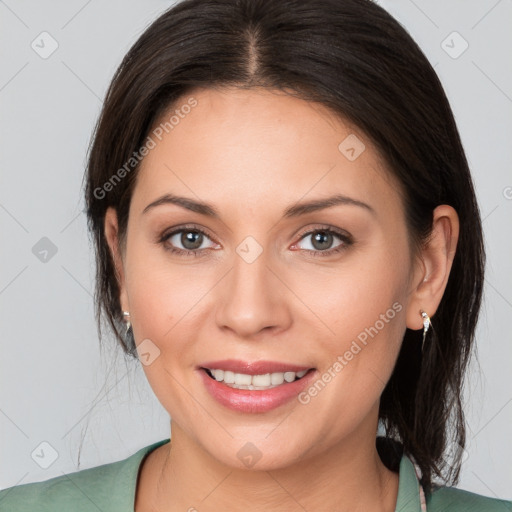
[292,270,407,448]
[294,243,409,346]
[124,235,210,338]
[123,254,207,419]
[123,242,221,407]
[293,241,409,401]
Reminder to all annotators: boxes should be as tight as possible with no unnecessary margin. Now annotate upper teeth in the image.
[208,369,308,390]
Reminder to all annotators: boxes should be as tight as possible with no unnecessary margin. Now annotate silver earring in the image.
[123,311,131,334]
[420,310,430,352]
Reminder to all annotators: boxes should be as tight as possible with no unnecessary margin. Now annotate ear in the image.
[405,205,459,330]
[104,207,129,312]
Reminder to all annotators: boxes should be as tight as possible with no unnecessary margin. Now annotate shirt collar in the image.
[394,454,425,512]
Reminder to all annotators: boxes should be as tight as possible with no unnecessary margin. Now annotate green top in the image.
[0,438,510,511]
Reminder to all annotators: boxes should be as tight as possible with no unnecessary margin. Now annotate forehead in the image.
[131,87,403,222]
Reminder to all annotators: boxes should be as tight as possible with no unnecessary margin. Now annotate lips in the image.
[197,359,317,413]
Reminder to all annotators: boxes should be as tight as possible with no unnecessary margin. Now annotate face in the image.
[107,87,419,470]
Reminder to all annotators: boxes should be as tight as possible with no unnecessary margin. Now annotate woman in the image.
[1,0,510,510]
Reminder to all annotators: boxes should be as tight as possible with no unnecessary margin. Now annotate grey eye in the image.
[297,231,344,251]
[168,230,214,251]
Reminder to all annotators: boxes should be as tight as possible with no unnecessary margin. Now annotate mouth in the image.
[197,360,318,413]
[201,367,314,390]
[198,359,316,391]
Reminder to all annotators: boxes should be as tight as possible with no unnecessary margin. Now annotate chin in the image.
[198,434,311,472]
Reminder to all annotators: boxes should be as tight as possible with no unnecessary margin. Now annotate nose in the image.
[215,245,292,339]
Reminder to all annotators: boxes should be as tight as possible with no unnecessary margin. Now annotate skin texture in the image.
[104,87,459,511]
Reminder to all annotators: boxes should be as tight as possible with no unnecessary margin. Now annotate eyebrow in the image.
[142,194,220,217]
[141,193,375,218]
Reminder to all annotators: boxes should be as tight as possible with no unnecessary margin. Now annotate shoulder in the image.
[428,484,512,511]
[0,462,121,512]
[396,454,511,512]
[0,439,170,512]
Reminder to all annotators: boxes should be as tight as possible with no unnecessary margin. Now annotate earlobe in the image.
[405,205,459,331]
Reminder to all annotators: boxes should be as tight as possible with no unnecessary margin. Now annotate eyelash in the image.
[294,225,354,257]
[158,225,216,258]
[158,224,354,258]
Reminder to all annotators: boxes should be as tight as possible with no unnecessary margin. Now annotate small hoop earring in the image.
[420,310,430,352]
[123,311,131,334]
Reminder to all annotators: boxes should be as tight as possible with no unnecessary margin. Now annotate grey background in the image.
[1,0,511,499]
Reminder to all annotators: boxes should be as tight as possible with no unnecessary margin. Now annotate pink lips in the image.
[197,359,316,413]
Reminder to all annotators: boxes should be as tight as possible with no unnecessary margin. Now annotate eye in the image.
[159,225,218,256]
[158,224,353,258]
[292,227,353,257]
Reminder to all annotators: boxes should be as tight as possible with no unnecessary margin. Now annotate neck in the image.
[139,422,399,512]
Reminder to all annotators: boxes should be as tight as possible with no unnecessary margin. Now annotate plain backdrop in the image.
[1,0,511,499]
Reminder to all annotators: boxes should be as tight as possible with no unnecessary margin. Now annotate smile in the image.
[203,368,309,390]
[197,360,317,413]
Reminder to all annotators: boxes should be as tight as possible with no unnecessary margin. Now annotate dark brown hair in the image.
[83,0,485,494]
